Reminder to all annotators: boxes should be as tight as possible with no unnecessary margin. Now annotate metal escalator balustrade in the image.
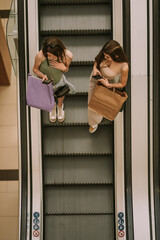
[39,0,114,239]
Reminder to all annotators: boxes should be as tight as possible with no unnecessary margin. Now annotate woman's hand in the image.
[49,60,67,72]
[42,75,48,82]
[98,78,111,88]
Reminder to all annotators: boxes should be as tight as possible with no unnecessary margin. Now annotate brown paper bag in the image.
[88,84,128,121]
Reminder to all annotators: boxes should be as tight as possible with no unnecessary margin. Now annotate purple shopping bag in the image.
[26,74,55,112]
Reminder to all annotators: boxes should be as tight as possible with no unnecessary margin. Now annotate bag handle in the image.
[97,81,116,92]
[46,57,55,82]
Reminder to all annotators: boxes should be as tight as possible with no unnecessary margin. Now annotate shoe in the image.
[49,104,56,122]
[57,103,65,122]
[89,125,98,133]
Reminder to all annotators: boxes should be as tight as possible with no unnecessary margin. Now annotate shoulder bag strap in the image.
[46,57,55,82]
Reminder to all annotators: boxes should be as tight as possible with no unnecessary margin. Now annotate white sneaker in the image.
[49,104,56,122]
[57,103,65,122]
[89,125,98,133]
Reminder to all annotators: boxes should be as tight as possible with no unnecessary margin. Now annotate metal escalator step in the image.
[43,125,113,155]
[43,152,112,157]
[40,29,112,36]
[64,65,92,92]
[45,212,113,216]
[43,122,111,127]
[40,0,111,6]
[40,5,111,33]
[45,182,113,186]
[67,92,88,96]
[45,184,114,213]
[45,215,114,240]
[43,154,113,183]
[71,61,94,66]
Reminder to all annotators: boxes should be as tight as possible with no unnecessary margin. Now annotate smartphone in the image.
[92,75,103,80]
[42,79,52,85]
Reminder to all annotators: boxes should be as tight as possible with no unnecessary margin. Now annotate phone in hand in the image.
[92,75,103,80]
[42,79,52,85]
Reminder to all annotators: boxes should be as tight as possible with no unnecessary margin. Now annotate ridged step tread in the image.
[40,0,111,6]
[45,182,113,186]
[71,61,94,66]
[40,29,112,36]
[67,91,88,96]
[43,122,112,127]
[43,152,112,157]
[45,212,113,216]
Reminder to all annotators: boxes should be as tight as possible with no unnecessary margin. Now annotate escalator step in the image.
[67,92,88,96]
[43,125,113,154]
[45,182,113,186]
[71,61,94,66]
[43,154,113,183]
[40,0,111,6]
[45,215,114,240]
[45,212,113,216]
[43,152,112,157]
[45,184,114,215]
[40,29,112,36]
[43,122,111,127]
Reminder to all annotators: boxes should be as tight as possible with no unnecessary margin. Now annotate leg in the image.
[88,76,103,131]
[49,103,56,122]
[57,96,65,107]
[57,96,65,122]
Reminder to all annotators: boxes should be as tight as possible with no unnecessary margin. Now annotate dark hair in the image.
[95,40,129,70]
[42,36,66,62]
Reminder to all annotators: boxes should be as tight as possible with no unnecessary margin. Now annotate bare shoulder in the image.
[65,49,73,60]
[35,50,45,61]
[121,63,129,73]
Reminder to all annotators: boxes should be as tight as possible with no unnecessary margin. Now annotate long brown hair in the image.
[42,36,66,62]
[95,40,128,70]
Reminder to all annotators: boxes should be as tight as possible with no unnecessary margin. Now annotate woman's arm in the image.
[33,53,48,81]
[92,61,102,76]
[98,64,129,88]
[63,49,73,72]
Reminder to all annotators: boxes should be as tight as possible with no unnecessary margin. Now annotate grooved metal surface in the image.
[40,29,112,36]
[43,126,113,154]
[40,0,111,6]
[45,185,113,213]
[45,215,114,240]
[44,155,113,183]
[40,5,111,31]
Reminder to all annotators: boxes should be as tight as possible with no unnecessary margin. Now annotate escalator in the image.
[39,0,115,239]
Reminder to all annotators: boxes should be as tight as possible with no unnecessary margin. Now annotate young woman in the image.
[33,36,75,122]
[88,40,129,133]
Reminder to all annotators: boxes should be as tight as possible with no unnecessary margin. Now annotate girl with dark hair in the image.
[88,40,129,133]
[33,36,75,123]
